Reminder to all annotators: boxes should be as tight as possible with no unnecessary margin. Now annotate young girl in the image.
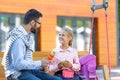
[46,27,82,80]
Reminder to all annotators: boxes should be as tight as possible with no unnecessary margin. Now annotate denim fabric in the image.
[7,70,62,80]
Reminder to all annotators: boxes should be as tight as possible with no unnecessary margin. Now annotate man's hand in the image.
[41,58,50,68]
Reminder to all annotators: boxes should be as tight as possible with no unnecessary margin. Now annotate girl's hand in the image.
[62,61,72,68]
[57,61,72,70]
[58,62,64,69]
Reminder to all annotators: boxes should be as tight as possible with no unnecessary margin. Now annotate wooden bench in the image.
[0,51,110,80]
[0,51,88,80]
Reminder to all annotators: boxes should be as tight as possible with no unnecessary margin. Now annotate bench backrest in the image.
[33,51,88,60]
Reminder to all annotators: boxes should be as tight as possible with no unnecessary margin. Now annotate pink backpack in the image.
[78,54,98,80]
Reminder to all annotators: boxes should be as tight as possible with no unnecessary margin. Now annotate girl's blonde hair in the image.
[62,27,73,46]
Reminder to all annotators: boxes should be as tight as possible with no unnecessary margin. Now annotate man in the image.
[2,9,62,80]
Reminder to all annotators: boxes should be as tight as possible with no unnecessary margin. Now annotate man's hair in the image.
[23,9,43,24]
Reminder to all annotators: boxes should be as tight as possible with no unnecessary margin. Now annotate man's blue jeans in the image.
[7,70,62,80]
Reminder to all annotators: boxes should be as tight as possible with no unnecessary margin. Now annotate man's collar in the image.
[17,25,28,36]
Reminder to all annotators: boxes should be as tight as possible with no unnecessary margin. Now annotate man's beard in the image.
[30,24,37,33]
